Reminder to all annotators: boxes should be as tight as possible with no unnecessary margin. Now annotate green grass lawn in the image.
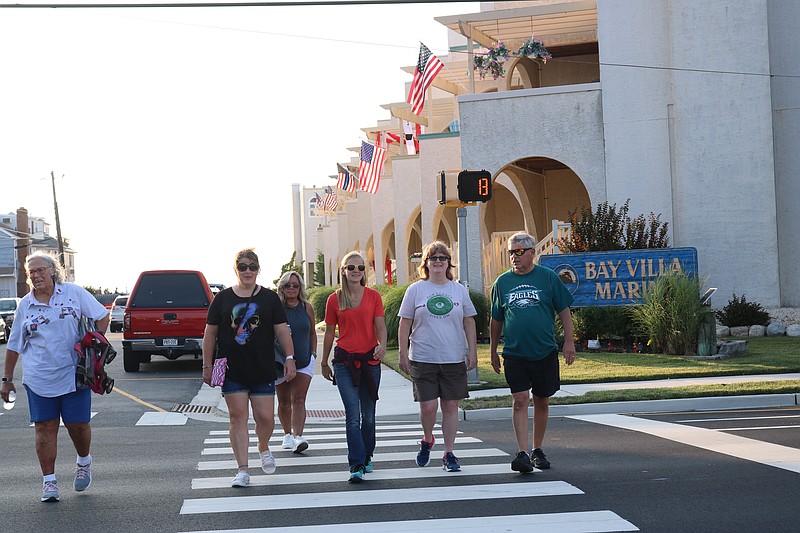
[382,336,800,407]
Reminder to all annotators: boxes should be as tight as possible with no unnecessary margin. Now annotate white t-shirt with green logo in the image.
[398,279,477,364]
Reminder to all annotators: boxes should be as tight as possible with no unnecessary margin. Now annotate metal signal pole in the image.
[51,171,66,268]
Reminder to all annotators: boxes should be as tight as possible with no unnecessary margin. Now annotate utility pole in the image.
[51,171,66,268]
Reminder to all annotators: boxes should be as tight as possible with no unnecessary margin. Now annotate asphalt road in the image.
[2,333,799,532]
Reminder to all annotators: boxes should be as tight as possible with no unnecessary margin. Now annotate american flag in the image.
[358,141,386,195]
[407,43,444,116]
[322,189,338,212]
[336,163,356,193]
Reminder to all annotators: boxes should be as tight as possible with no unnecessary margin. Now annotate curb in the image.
[460,393,799,420]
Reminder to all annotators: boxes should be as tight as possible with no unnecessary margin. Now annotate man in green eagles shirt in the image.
[490,232,576,473]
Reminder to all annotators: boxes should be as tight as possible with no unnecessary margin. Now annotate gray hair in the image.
[508,232,537,250]
[277,271,309,306]
[26,251,66,288]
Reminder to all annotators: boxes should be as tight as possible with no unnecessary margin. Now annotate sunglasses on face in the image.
[345,264,366,272]
[27,267,50,276]
[283,283,300,289]
[428,255,450,262]
[508,248,533,257]
[237,263,259,272]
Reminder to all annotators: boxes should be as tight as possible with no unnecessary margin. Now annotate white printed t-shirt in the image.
[8,283,110,397]
[397,279,477,364]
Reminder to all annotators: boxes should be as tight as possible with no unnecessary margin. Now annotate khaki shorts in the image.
[409,360,469,402]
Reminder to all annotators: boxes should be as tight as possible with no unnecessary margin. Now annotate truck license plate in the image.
[163,338,178,346]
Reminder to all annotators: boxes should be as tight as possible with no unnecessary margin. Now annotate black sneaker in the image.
[442,452,461,472]
[511,451,533,473]
[531,448,551,469]
[416,437,434,467]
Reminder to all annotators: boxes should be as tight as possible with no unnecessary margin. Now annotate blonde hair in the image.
[277,271,309,306]
[418,241,456,280]
[26,251,66,289]
[337,251,366,310]
[234,248,260,272]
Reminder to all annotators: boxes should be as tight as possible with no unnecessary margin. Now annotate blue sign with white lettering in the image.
[538,247,698,307]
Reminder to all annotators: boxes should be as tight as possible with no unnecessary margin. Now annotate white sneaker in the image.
[231,471,250,487]
[292,435,309,454]
[260,450,276,474]
[281,434,294,449]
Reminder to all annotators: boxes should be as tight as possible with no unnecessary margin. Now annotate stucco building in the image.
[293,0,799,308]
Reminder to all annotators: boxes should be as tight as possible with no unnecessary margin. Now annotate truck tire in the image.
[123,348,140,373]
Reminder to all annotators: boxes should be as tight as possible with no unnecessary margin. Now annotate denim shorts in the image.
[221,376,275,396]
[25,384,92,424]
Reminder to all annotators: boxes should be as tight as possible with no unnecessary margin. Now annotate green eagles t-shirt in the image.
[491,265,574,360]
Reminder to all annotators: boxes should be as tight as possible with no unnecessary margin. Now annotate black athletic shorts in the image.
[503,349,560,397]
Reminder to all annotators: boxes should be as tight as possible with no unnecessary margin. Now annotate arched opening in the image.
[480,156,591,290]
[505,56,541,91]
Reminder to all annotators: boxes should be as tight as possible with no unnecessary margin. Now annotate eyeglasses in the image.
[27,267,50,276]
[283,283,300,289]
[507,248,533,257]
[428,255,450,262]
[236,263,259,272]
[345,264,366,272]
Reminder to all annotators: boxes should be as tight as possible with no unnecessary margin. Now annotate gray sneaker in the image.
[41,481,60,502]
[74,463,92,491]
[260,450,276,474]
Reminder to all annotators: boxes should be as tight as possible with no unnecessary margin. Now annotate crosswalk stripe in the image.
[197,448,509,471]
[178,510,638,533]
[207,423,437,436]
[569,413,800,474]
[201,437,481,455]
[180,481,584,514]
[192,463,517,489]
[204,429,454,445]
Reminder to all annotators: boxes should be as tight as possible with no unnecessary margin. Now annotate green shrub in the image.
[468,289,491,340]
[381,284,410,346]
[307,285,336,324]
[715,294,770,327]
[630,271,705,355]
[573,306,636,342]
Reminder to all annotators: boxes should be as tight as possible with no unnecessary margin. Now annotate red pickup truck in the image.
[122,270,213,372]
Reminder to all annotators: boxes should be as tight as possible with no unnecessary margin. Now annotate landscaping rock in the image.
[787,324,800,337]
[729,326,749,337]
[717,339,748,356]
[749,325,766,337]
[716,325,730,337]
[767,323,786,337]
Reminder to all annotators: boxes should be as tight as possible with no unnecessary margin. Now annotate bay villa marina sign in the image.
[539,248,699,307]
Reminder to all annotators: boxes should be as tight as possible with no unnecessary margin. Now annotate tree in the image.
[273,251,303,288]
[314,250,326,287]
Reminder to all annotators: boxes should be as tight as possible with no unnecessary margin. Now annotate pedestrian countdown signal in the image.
[437,170,493,206]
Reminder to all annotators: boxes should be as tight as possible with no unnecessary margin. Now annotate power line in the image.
[2,0,477,8]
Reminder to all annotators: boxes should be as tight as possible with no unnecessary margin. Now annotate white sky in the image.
[0,0,478,292]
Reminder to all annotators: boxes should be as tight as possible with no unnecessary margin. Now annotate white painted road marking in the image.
[569,413,800,474]
[180,481,584,514]
[178,510,638,532]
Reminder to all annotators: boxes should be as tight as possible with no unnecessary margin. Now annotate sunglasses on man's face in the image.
[345,264,366,272]
[428,255,450,262]
[237,263,259,272]
[508,248,533,257]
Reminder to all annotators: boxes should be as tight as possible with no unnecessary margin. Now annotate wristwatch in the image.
[285,355,295,360]
[1,377,12,382]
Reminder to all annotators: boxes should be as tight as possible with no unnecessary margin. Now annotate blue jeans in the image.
[333,361,381,467]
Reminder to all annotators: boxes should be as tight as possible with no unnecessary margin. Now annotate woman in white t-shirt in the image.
[397,241,477,472]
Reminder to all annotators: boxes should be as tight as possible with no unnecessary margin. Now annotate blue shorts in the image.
[25,384,92,424]
[221,377,275,396]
